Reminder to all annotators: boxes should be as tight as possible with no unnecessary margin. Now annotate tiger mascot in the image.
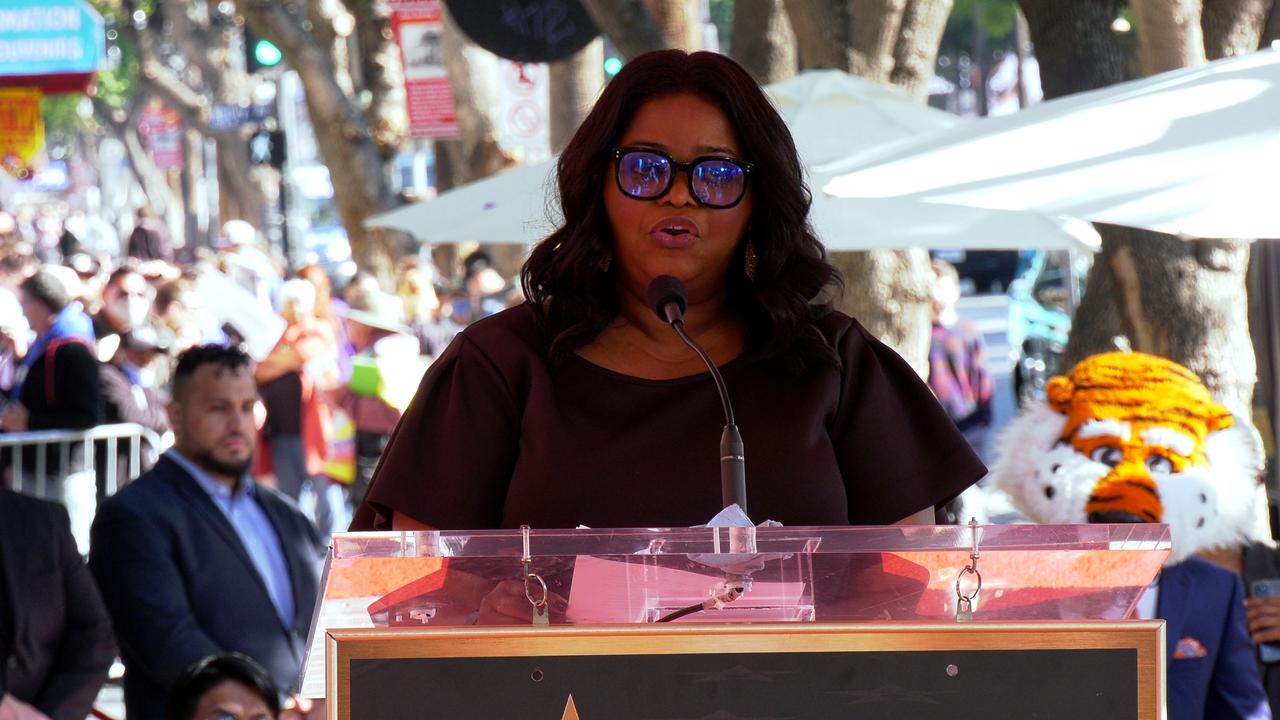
[990,351,1268,564]
[989,351,1272,720]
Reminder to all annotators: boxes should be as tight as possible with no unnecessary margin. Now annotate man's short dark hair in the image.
[171,344,252,403]
[19,269,71,314]
[166,652,281,720]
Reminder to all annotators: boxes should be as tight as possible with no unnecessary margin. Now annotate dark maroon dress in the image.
[352,303,985,530]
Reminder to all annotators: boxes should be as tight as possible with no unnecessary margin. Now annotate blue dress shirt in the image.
[168,450,296,629]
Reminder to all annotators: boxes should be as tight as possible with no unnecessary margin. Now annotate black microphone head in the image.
[646,275,688,323]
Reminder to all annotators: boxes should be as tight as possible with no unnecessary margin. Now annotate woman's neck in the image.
[578,285,747,379]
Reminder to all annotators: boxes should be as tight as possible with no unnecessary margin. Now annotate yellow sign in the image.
[0,88,45,179]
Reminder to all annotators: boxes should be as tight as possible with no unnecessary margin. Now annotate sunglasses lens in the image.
[691,159,746,207]
[617,151,671,199]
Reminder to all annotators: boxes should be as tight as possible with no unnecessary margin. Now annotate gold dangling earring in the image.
[744,240,758,281]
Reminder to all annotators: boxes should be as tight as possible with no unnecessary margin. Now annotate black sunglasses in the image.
[613,147,753,209]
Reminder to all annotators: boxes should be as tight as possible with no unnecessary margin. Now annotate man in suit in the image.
[1158,557,1270,720]
[0,487,115,720]
[89,344,325,719]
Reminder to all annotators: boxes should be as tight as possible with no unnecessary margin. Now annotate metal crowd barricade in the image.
[0,422,167,497]
[0,423,170,554]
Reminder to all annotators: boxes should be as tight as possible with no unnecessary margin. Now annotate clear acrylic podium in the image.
[303,523,1170,719]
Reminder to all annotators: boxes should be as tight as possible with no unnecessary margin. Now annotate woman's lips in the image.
[649,216,700,249]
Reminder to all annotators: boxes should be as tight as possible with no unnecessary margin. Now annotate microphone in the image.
[645,275,747,515]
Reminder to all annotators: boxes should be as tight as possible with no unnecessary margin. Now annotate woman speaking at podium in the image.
[352,50,985,534]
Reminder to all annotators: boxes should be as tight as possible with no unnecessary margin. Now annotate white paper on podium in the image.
[564,555,806,624]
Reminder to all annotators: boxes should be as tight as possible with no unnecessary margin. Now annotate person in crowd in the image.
[127,205,174,263]
[93,265,153,348]
[0,253,31,394]
[254,279,340,538]
[98,323,173,484]
[1,269,100,434]
[153,277,206,353]
[332,291,417,512]
[927,259,993,458]
[0,486,116,720]
[352,50,984,534]
[89,345,325,720]
[166,654,279,720]
[219,220,280,314]
[926,259,994,524]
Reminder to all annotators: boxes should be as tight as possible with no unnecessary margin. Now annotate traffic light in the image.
[603,55,623,77]
[244,26,283,73]
[249,129,286,169]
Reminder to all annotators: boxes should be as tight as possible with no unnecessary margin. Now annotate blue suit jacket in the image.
[88,455,325,720]
[1161,557,1271,720]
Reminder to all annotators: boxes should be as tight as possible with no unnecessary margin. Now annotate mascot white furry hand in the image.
[990,351,1267,564]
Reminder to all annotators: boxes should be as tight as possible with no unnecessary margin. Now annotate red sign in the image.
[138,103,184,170]
[392,0,459,138]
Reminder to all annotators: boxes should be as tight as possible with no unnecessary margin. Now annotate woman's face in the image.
[604,93,753,305]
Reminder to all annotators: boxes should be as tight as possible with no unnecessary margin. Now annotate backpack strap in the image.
[44,337,94,407]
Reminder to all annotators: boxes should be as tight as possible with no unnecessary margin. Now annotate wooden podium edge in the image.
[327,620,1164,719]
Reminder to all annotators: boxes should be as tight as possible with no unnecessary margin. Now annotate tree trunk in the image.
[240,1,400,284]
[890,0,955,100]
[579,0,671,58]
[1130,0,1205,75]
[830,248,935,377]
[1017,0,1128,97]
[850,0,908,82]
[644,0,703,49]
[784,0,950,373]
[1202,0,1272,57]
[342,0,410,156]
[729,0,798,83]
[1263,0,1280,45]
[782,0,855,70]
[549,39,605,153]
[1064,229,1255,417]
[94,96,176,218]
[1024,0,1261,418]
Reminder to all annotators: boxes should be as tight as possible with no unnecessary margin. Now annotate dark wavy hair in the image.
[521,49,841,374]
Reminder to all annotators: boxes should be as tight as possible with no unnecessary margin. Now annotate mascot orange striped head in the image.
[991,351,1266,564]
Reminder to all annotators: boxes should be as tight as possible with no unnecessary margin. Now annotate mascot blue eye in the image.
[1145,455,1173,474]
[1090,445,1124,467]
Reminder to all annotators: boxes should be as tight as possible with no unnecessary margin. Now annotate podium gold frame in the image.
[325,621,1164,719]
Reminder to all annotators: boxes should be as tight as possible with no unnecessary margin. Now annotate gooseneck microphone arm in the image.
[646,275,748,515]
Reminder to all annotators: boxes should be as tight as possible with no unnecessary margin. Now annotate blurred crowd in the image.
[0,204,522,539]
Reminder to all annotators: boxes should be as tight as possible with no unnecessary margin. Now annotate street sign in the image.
[0,87,44,179]
[0,0,105,93]
[391,0,460,138]
[445,0,599,63]
[210,103,269,131]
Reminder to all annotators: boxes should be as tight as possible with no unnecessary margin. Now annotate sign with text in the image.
[445,0,598,63]
[0,0,104,88]
[391,0,460,138]
[0,87,45,179]
[138,103,184,170]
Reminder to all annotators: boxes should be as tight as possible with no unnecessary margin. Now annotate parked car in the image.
[1007,250,1090,407]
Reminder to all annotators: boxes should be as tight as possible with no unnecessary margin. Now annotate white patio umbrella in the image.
[823,48,1280,239]
[369,69,1097,251]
